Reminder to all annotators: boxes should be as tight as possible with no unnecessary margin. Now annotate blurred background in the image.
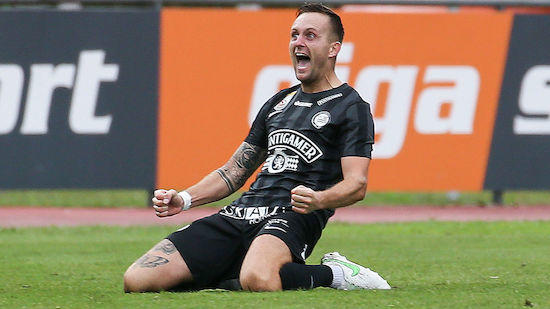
[1,0,549,207]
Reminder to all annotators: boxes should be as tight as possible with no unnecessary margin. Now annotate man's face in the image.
[289,12,336,84]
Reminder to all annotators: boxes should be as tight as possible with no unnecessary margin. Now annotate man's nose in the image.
[293,34,306,47]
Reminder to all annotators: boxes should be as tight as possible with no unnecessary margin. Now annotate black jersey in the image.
[230,83,375,223]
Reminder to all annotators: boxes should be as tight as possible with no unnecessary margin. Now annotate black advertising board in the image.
[0,10,159,188]
[484,15,550,190]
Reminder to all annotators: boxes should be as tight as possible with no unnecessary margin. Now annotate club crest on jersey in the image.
[311,111,331,129]
[262,149,299,174]
[267,129,323,163]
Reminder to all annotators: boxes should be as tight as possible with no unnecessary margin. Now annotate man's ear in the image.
[329,41,342,58]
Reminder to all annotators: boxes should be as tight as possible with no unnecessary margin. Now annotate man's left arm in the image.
[290,156,370,214]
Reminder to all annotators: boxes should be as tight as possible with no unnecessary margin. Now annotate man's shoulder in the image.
[270,84,301,102]
[259,84,301,113]
[320,84,370,112]
[341,84,369,106]
[252,84,301,122]
[284,84,302,93]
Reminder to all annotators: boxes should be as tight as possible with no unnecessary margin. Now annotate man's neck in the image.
[301,72,343,93]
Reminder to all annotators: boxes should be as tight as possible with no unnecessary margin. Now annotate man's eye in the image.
[291,33,298,40]
[306,33,315,39]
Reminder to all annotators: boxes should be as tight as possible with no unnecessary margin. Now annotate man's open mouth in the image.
[295,52,310,69]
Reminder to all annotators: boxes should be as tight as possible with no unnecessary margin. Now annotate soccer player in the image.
[124,3,390,292]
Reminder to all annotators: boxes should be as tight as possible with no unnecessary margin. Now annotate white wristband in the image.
[177,190,192,211]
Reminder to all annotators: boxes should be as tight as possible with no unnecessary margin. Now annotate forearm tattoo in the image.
[216,168,236,192]
[136,254,169,268]
[153,241,176,255]
[217,142,266,193]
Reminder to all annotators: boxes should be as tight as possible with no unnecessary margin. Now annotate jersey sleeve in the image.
[244,99,272,149]
[338,101,375,158]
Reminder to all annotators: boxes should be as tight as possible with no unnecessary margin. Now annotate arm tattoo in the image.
[153,241,176,255]
[136,254,169,268]
[235,143,262,170]
[216,168,236,192]
[217,142,267,192]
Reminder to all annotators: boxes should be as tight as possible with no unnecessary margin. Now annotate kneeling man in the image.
[124,3,390,292]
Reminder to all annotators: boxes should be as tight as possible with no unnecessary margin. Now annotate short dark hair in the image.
[297,3,344,43]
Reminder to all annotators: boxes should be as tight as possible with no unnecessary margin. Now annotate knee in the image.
[240,269,282,292]
[123,269,141,293]
[123,268,157,293]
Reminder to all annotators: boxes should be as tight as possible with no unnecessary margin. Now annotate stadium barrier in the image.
[0,7,549,193]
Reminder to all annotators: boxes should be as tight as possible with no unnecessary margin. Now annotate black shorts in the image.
[166,206,327,289]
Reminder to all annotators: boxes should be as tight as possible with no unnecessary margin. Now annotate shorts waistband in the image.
[219,205,289,221]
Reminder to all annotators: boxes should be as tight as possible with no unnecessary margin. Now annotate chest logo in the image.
[311,111,331,129]
[262,149,299,174]
[267,129,323,163]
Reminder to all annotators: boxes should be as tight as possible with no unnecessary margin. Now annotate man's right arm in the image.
[188,141,267,206]
[152,142,267,217]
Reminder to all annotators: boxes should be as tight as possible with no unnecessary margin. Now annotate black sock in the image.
[279,263,333,290]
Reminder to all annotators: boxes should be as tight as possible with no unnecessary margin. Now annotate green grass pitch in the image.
[1,221,549,308]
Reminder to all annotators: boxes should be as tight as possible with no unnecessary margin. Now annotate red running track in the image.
[1,205,550,227]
